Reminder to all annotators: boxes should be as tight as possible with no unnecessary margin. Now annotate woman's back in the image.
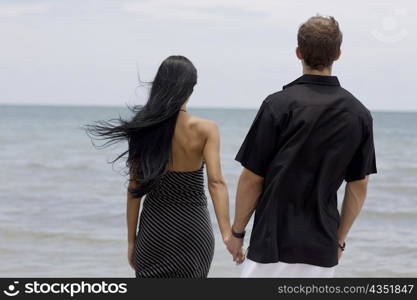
[169,111,209,172]
[135,112,216,278]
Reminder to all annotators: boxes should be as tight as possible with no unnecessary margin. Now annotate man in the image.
[226,15,377,277]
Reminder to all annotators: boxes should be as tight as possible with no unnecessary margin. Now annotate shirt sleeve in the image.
[344,117,377,182]
[235,100,279,177]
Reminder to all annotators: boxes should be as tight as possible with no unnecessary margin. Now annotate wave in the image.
[24,162,95,172]
[362,210,417,218]
[0,228,122,244]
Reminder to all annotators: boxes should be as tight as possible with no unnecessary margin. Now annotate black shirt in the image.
[235,74,377,267]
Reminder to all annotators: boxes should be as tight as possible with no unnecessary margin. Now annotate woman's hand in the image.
[224,235,245,264]
[128,242,136,270]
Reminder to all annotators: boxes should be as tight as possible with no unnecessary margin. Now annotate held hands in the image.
[224,230,246,264]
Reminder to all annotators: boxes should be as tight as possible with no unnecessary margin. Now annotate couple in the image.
[88,15,377,278]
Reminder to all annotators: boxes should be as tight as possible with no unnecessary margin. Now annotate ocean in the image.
[1,105,416,277]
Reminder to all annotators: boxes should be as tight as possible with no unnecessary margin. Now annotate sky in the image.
[0,0,416,110]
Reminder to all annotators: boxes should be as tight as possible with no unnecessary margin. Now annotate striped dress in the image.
[134,165,215,278]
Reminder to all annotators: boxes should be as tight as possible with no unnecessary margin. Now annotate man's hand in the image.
[128,242,135,270]
[224,235,245,264]
[337,240,345,261]
[338,247,343,260]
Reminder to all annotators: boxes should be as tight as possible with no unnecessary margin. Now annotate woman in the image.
[87,55,233,278]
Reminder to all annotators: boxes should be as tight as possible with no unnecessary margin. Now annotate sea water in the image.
[0,105,416,277]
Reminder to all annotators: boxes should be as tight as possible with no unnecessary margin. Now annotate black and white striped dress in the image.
[134,165,215,278]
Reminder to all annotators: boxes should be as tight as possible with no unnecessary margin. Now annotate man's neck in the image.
[302,66,332,76]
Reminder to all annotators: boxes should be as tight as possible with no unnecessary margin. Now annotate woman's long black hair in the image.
[85,55,197,197]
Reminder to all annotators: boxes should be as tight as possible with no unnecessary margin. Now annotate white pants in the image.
[241,259,336,278]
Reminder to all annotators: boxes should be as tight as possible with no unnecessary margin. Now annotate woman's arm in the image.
[126,178,141,270]
[202,122,232,242]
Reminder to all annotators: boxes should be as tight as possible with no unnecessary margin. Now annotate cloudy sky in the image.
[1,0,416,110]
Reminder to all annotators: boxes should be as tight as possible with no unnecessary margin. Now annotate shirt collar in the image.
[283,74,340,89]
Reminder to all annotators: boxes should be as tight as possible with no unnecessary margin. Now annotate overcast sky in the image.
[1,0,416,110]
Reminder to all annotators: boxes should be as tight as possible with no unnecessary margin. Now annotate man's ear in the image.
[295,47,303,60]
[334,48,342,61]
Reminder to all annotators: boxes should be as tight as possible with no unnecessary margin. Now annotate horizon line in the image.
[0,102,416,114]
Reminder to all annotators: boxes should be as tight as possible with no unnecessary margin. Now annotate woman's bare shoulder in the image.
[188,115,219,137]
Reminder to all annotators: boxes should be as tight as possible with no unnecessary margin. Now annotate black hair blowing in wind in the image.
[85,56,197,197]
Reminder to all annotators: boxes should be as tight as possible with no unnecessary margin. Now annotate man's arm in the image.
[226,168,263,263]
[337,176,369,257]
[230,100,278,263]
[233,168,264,232]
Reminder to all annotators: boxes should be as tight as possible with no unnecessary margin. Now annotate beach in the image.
[0,104,416,277]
